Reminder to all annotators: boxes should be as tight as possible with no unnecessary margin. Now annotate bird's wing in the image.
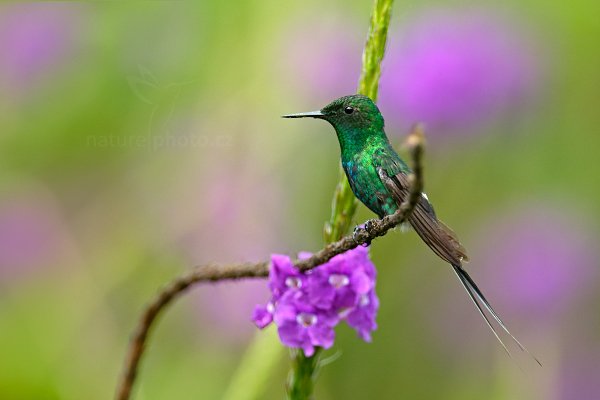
[377,167,469,265]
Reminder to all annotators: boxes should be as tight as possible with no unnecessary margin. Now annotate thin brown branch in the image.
[116,262,269,400]
[115,131,424,400]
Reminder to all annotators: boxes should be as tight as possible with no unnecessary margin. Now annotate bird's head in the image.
[283,94,385,134]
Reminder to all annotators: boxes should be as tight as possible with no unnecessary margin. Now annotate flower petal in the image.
[251,304,273,329]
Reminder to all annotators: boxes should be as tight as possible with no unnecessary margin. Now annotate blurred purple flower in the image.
[253,246,379,355]
[559,346,600,400]
[175,163,286,264]
[0,3,81,93]
[163,160,286,343]
[379,8,541,139]
[196,280,271,344]
[0,187,73,280]
[277,16,362,102]
[474,202,597,322]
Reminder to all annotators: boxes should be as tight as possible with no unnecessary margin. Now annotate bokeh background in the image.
[0,1,599,399]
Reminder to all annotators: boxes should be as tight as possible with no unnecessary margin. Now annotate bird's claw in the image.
[364,219,377,232]
[352,225,364,243]
[353,219,377,247]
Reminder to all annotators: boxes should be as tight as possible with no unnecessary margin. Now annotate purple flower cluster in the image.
[252,246,378,356]
[379,8,540,138]
[0,3,82,94]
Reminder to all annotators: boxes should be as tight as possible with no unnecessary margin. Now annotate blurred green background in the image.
[0,1,599,399]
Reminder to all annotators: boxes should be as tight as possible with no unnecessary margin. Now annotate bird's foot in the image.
[353,219,378,246]
[364,219,377,232]
[352,225,364,243]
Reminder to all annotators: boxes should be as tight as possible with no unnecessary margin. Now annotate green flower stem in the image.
[323,0,394,244]
[290,0,395,399]
[287,349,322,400]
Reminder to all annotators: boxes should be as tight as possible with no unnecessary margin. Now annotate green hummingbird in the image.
[284,94,537,361]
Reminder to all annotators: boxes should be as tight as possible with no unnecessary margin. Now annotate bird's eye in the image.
[344,106,354,115]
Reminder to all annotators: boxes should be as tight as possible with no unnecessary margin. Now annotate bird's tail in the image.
[381,175,540,364]
[451,263,541,366]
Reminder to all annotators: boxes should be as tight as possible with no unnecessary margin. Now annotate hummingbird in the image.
[284,94,537,362]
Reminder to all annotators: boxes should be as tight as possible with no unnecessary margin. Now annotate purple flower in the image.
[379,8,541,140]
[167,161,286,344]
[306,249,373,311]
[273,292,337,357]
[559,346,600,400]
[170,162,286,265]
[347,290,379,342]
[194,280,270,344]
[0,187,73,281]
[251,301,274,329]
[473,202,597,322]
[269,253,306,300]
[0,3,82,94]
[253,246,379,355]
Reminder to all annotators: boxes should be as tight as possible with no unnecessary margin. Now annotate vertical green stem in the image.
[289,0,395,398]
[323,0,394,244]
[287,349,321,400]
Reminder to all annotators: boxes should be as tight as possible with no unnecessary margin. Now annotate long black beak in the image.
[282,110,324,119]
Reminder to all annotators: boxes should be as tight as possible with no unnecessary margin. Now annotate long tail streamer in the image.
[451,264,542,366]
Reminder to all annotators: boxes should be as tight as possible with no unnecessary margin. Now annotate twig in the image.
[116,262,269,400]
[115,132,424,400]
